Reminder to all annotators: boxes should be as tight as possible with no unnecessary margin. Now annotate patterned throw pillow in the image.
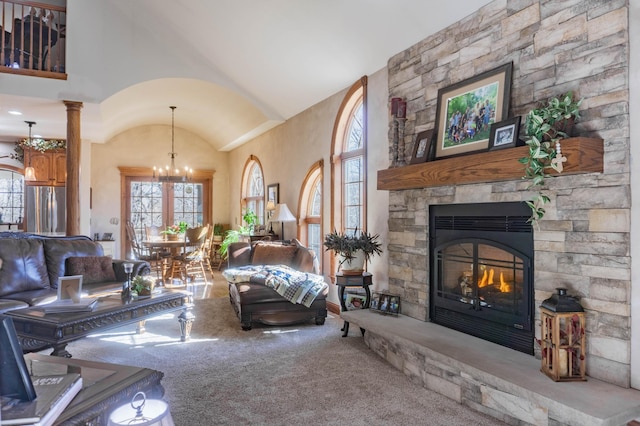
[66,256,116,284]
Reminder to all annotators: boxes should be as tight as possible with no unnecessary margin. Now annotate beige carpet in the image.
[60,272,506,425]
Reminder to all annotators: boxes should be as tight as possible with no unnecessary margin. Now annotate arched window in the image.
[331,77,367,244]
[241,156,265,227]
[298,160,323,270]
[0,167,25,226]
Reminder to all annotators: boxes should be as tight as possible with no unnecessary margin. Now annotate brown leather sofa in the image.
[226,239,327,330]
[0,232,150,314]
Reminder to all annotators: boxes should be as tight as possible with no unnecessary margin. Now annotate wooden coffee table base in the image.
[7,290,194,357]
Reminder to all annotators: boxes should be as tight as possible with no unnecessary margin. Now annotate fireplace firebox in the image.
[429,202,534,354]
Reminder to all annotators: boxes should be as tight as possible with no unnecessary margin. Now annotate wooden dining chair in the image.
[144,224,172,281]
[168,225,209,286]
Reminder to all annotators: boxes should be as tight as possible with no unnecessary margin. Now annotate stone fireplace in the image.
[380,0,631,389]
[429,202,534,354]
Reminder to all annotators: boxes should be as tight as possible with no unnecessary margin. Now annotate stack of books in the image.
[40,298,98,314]
[0,373,83,426]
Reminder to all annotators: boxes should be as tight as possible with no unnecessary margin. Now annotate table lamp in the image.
[108,392,174,426]
[269,203,296,240]
[266,200,276,233]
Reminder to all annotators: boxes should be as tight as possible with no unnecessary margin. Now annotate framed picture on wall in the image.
[267,183,279,204]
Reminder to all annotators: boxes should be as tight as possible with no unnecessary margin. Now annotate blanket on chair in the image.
[223,264,328,307]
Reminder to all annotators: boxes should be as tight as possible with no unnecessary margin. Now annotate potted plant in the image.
[323,228,383,274]
[129,275,155,297]
[519,91,582,224]
[161,221,189,240]
[243,209,258,234]
[213,223,224,242]
[219,225,251,260]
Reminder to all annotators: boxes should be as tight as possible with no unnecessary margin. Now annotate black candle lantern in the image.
[539,288,586,381]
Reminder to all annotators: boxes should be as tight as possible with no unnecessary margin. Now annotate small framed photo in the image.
[370,292,400,316]
[346,293,367,310]
[489,116,522,150]
[58,275,83,302]
[410,130,434,164]
[102,232,113,241]
[389,296,400,314]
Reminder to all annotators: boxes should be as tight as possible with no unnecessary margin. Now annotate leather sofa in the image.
[0,232,150,314]
[226,239,327,330]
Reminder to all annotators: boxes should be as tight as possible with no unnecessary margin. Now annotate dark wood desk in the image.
[7,290,194,357]
[24,353,164,426]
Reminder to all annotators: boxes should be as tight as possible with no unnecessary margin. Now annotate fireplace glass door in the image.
[435,240,530,331]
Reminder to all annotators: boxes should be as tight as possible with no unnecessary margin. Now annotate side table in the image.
[335,272,372,337]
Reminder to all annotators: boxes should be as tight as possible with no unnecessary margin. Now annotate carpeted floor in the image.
[61,273,506,425]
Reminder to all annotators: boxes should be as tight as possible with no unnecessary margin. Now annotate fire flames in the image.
[477,269,512,292]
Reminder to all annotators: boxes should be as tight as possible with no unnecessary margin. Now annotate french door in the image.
[120,169,213,259]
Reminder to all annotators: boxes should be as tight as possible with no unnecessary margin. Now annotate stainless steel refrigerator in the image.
[26,186,66,234]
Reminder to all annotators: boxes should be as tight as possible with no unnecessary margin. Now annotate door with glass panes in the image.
[124,176,209,258]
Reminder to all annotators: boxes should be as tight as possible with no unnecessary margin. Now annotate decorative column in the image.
[64,100,83,236]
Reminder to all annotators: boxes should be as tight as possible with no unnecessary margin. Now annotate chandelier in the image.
[153,106,192,182]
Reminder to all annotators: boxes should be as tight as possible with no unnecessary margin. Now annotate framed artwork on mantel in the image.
[433,62,513,160]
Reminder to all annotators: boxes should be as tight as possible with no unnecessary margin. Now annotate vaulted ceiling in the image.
[0,0,492,151]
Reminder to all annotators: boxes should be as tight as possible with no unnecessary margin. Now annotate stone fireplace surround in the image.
[343,1,638,423]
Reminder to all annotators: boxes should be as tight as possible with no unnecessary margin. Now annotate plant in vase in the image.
[213,223,224,242]
[243,209,258,234]
[323,228,382,274]
[129,275,155,297]
[518,91,582,224]
[219,225,251,260]
[161,221,189,240]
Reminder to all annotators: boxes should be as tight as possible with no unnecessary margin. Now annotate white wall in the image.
[90,124,230,257]
[227,69,391,305]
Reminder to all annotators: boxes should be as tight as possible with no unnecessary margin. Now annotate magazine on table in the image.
[1,373,83,426]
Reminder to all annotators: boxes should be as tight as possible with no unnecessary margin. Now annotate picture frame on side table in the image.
[433,62,513,160]
[488,116,522,150]
[410,130,434,164]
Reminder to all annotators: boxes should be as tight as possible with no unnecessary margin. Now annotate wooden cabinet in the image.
[24,148,66,186]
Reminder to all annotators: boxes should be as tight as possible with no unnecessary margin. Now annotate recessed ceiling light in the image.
[8,110,22,115]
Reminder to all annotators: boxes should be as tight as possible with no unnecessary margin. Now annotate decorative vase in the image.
[167,233,178,241]
[338,250,366,275]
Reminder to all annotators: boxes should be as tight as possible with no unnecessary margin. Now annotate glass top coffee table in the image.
[6,290,194,357]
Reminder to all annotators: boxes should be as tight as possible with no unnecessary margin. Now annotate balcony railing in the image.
[1,0,66,79]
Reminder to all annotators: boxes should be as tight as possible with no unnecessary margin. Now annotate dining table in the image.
[141,238,195,284]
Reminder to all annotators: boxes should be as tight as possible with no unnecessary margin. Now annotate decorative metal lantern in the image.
[540,288,586,381]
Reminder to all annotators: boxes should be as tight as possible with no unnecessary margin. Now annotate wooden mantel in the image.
[377,137,603,191]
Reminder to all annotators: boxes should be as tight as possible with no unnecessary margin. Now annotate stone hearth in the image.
[342,310,640,426]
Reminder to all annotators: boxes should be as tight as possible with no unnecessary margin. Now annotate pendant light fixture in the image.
[153,106,192,182]
[24,121,37,181]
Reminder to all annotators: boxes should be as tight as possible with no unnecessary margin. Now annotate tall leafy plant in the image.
[519,91,582,224]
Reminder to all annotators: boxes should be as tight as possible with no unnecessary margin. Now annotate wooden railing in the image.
[0,0,66,79]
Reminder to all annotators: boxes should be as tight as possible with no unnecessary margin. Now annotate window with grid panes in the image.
[243,162,264,226]
[342,102,364,236]
[0,169,24,224]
